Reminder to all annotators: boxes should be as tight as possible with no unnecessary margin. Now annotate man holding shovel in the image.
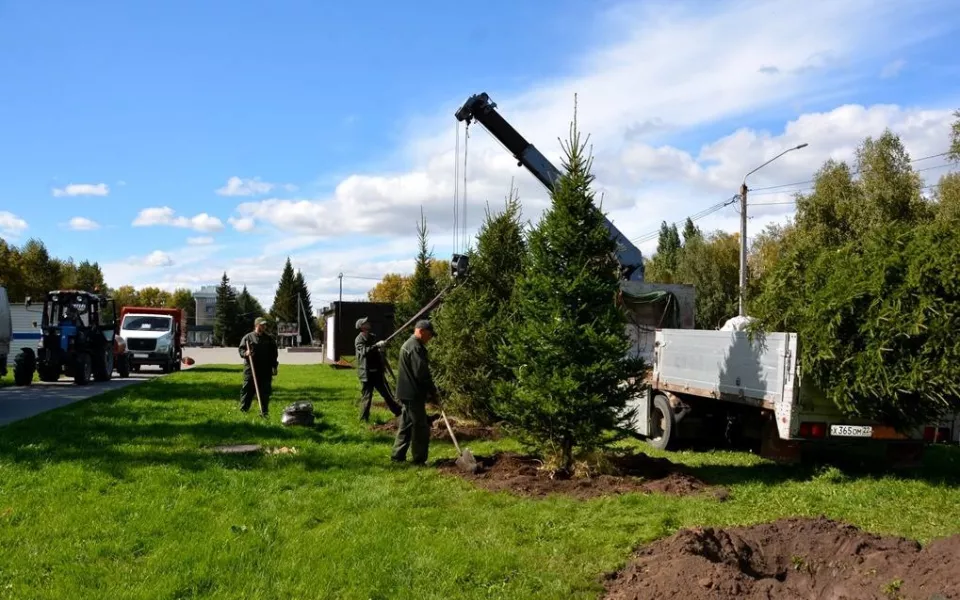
[391,319,439,465]
[238,317,279,418]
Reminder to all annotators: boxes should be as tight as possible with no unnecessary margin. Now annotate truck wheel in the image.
[117,354,131,378]
[646,394,677,451]
[74,353,92,386]
[13,349,35,386]
[93,347,113,382]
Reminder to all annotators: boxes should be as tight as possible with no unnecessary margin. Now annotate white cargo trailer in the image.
[624,326,930,464]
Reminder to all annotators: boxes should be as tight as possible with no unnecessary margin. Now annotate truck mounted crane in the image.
[454,92,646,281]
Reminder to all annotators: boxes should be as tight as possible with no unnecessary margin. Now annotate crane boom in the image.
[454,92,645,281]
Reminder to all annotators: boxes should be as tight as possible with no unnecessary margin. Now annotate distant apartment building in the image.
[187,284,237,346]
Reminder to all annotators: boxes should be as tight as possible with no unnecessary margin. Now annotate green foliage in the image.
[433,186,527,424]
[400,211,438,322]
[293,270,318,344]
[682,217,702,244]
[949,108,960,163]
[496,107,645,471]
[678,231,741,329]
[235,285,266,335]
[214,272,240,346]
[270,257,298,327]
[753,126,960,426]
[645,222,682,283]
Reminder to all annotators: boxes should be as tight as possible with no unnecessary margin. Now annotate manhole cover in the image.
[209,444,262,454]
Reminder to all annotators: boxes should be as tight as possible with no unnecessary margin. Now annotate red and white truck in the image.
[118,306,186,373]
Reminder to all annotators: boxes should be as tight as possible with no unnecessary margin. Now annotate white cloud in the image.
[187,236,215,245]
[52,183,109,197]
[216,176,296,197]
[133,206,224,232]
[67,217,100,231]
[228,216,256,232]
[0,211,28,237]
[144,251,174,267]
[107,0,960,306]
[881,59,906,79]
[227,0,952,247]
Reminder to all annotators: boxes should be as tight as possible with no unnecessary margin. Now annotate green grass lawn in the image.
[0,365,958,599]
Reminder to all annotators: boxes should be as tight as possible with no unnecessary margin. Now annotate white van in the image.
[0,286,11,378]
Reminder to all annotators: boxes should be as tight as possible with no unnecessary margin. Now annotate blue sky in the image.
[2,0,959,307]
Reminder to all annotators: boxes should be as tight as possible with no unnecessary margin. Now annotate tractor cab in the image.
[18,290,119,385]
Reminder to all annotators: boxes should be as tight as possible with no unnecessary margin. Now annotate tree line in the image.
[366,107,960,472]
[0,239,108,301]
[211,258,318,346]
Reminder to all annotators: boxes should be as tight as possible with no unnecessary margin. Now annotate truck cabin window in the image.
[122,316,172,331]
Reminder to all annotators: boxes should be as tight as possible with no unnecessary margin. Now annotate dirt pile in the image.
[603,516,960,600]
[370,415,502,442]
[436,451,723,500]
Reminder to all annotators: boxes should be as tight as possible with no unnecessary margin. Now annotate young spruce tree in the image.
[433,186,527,423]
[398,211,438,324]
[271,257,298,326]
[497,104,644,473]
[293,270,317,343]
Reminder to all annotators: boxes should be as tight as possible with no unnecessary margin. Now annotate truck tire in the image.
[13,348,35,386]
[646,393,678,451]
[93,347,114,382]
[116,353,131,378]
[74,353,92,386]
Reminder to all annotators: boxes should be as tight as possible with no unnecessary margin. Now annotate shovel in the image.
[439,409,478,473]
[245,341,266,415]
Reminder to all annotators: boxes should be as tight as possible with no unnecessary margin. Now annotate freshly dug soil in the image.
[370,414,501,442]
[435,451,724,500]
[603,516,960,600]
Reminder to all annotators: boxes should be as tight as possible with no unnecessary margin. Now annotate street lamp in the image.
[738,143,808,317]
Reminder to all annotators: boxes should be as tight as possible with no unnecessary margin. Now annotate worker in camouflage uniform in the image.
[355,317,402,421]
[238,317,279,418]
[391,319,438,465]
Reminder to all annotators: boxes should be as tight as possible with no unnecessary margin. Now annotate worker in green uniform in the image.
[391,319,438,465]
[238,317,279,418]
[355,317,402,421]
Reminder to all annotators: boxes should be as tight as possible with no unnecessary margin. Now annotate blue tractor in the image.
[13,290,119,386]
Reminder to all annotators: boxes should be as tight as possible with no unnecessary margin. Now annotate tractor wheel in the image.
[13,348,36,386]
[116,353,131,378]
[93,347,113,382]
[74,353,92,386]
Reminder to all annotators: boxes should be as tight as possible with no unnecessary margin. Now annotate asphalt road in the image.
[0,371,163,427]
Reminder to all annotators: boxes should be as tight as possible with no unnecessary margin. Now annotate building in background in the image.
[187,285,219,346]
[320,301,395,362]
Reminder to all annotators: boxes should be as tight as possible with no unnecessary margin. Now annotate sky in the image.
[2,0,959,310]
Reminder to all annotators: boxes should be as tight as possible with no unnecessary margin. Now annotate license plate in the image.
[830,424,873,437]
[134,353,148,358]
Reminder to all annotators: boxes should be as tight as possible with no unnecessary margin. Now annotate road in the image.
[183,347,328,365]
[0,371,163,427]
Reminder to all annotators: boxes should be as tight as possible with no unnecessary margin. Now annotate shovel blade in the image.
[456,448,479,473]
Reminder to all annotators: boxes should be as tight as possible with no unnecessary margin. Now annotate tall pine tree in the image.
[235,285,266,334]
[270,257,298,327]
[293,270,317,344]
[433,186,527,423]
[496,103,645,473]
[214,272,240,346]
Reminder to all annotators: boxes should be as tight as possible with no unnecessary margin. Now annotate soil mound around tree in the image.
[369,415,502,442]
[603,516,960,600]
[435,451,724,500]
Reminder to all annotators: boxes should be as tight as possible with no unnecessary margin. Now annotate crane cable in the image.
[461,122,469,254]
[453,122,461,254]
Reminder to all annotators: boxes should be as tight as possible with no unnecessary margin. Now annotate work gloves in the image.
[374,340,386,349]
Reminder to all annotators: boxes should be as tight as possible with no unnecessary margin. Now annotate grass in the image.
[0,365,958,599]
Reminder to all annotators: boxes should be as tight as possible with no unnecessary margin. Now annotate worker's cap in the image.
[254,317,270,326]
[415,319,435,334]
[355,317,369,329]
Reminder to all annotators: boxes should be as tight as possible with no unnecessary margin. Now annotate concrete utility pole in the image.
[738,143,808,316]
[336,272,343,360]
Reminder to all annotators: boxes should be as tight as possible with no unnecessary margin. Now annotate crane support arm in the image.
[455,92,644,281]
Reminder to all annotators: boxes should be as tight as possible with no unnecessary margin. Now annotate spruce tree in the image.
[214,272,240,346]
[433,186,527,423]
[496,104,645,473]
[293,270,317,344]
[235,286,266,334]
[270,257,298,327]
[398,211,438,324]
